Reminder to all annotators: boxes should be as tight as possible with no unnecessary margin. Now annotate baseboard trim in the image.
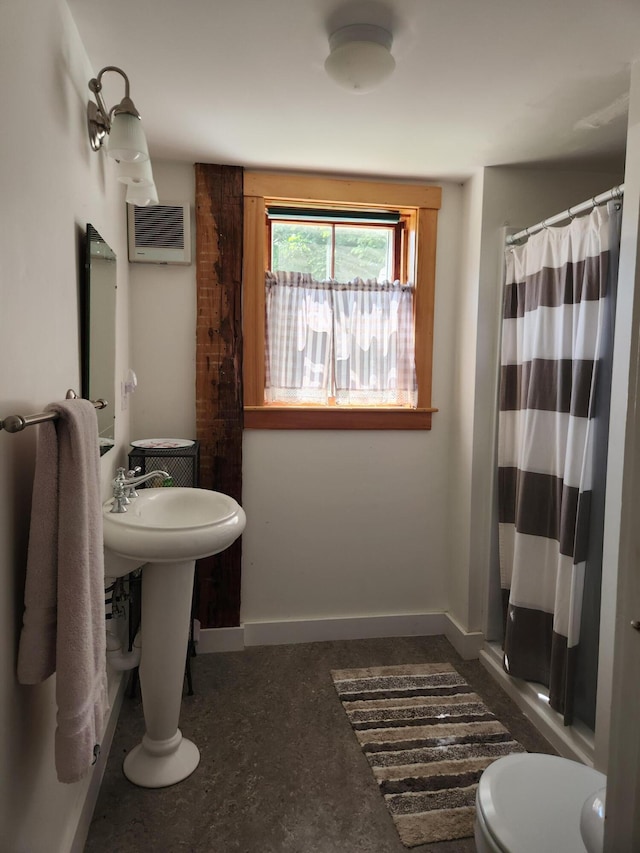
[444,613,485,660]
[244,613,451,646]
[69,671,127,853]
[197,611,487,652]
[480,642,595,766]
[197,626,245,653]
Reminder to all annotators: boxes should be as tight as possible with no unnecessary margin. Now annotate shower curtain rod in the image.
[506,184,624,246]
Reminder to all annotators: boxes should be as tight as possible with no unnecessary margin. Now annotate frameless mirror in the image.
[82,224,116,455]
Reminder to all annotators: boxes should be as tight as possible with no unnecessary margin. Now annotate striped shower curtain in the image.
[498,204,620,724]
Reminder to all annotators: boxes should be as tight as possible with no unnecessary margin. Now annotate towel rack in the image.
[0,389,108,434]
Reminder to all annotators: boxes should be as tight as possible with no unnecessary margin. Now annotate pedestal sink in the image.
[102,487,246,788]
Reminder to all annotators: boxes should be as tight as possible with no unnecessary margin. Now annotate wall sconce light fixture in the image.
[324,24,395,93]
[87,66,158,206]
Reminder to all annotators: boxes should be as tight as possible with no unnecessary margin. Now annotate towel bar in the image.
[0,389,108,433]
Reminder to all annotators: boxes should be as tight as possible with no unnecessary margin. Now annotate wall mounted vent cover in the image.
[127,202,191,264]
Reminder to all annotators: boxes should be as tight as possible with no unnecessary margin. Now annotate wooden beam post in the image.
[194,163,244,627]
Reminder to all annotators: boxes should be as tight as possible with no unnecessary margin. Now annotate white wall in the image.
[0,3,131,850]
[447,169,485,631]
[599,61,640,849]
[129,161,197,440]
[244,183,465,623]
[130,176,464,623]
[241,430,447,622]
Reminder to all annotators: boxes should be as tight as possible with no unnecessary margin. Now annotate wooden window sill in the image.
[243,407,438,430]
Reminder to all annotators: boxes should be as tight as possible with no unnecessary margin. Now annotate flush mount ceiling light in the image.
[87,65,158,206]
[324,24,395,93]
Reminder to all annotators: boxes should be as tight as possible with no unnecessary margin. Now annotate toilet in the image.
[474,753,606,853]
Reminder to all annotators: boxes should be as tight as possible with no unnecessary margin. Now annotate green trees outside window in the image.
[271,221,393,281]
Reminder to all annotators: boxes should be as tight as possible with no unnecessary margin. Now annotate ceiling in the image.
[68,0,640,182]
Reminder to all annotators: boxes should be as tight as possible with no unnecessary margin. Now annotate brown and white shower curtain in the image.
[498,204,620,724]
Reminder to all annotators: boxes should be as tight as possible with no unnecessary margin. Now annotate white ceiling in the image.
[68,0,640,182]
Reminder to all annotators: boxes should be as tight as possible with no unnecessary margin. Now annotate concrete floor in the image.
[85,636,555,853]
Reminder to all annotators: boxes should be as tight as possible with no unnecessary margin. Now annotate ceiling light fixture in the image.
[324,24,395,93]
[87,66,158,206]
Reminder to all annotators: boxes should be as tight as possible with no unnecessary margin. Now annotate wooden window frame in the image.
[243,172,441,430]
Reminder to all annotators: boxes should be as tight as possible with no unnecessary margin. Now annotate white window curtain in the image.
[265,271,417,407]
[265,271,333,404]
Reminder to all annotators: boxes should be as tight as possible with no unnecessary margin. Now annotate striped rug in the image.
[331,662,525,847]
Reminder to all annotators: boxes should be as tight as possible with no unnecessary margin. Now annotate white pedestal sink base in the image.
[123,731,200,788]
[122,559,199,788]
[103,488,247,789]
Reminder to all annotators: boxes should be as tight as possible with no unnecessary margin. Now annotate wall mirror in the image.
[82,224,116,455]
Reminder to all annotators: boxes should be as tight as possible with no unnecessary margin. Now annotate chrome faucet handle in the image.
[112,467,130,504]
[125,467,142,499]
[110,480,128,513]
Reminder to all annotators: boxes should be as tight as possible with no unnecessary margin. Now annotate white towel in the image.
[17,399,109,783]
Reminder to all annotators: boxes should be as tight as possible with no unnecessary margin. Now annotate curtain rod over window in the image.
[505,184,624,246]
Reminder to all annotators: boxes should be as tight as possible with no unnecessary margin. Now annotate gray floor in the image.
[85,636,555,853]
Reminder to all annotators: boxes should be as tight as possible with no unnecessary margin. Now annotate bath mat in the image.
[331,662,525,847]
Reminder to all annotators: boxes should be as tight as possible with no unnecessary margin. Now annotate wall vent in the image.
[127,202,191,264]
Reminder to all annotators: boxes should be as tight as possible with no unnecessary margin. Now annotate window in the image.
[243,173,441,429]
[268,207,401,281]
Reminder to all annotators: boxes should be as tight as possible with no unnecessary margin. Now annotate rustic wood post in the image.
[194,163,244,627]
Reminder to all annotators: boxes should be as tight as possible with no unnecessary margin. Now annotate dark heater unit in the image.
[128,442,200,488]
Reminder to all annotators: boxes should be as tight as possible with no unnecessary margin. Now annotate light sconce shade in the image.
[107,111,149,163]
[115,157,154,186]
[87,66,149,159]
[125,182,159,207]
[116,158,159,206]
[324,24,395,93]
[87,65,154,204]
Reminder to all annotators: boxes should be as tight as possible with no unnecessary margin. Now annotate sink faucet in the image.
[124,467,142,499]
[110,468,171,513]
